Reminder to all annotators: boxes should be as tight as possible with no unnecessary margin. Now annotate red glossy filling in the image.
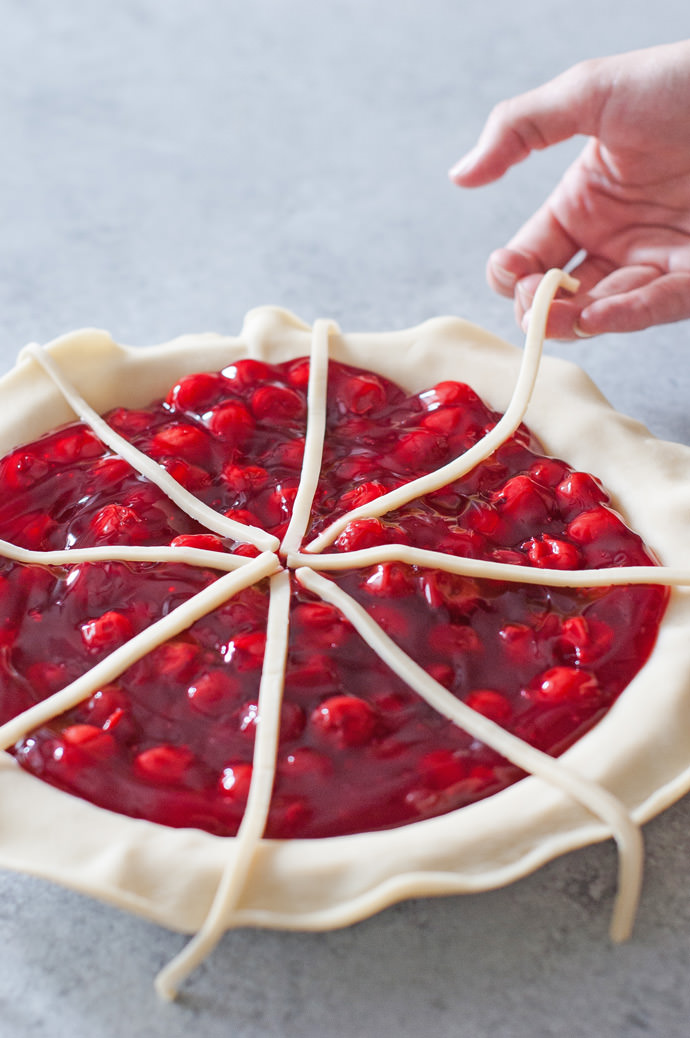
[0,357,667,838]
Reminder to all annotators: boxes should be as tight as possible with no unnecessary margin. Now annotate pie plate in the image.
[1,283,689,993]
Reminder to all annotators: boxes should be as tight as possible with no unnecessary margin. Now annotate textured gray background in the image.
[1,2,689,1035]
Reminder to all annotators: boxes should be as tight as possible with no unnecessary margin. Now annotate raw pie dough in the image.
[0,272,689,997]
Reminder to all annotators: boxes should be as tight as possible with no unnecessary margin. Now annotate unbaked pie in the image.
[0,271,688,998]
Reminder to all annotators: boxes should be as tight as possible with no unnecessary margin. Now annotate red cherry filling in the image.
[0,357,667,839]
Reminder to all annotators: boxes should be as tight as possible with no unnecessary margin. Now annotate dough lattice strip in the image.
[22,343,279,553]
[0,537,257,572]
[0,269,685,998]
[155,568,292,1001]
[0,551,280,751]
[295,566,644,944]
[280,318,334,556]
[291,544,690,589]
[306,269,578,553]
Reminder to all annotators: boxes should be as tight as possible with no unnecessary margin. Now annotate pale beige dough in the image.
[0,275,689,996]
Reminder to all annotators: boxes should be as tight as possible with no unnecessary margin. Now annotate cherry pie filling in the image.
[0,355,667,839]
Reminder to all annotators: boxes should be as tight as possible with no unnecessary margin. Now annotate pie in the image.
[0,271,688,998]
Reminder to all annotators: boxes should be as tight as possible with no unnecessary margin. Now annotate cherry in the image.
[15,512,57,550]
[108,408,158,436]
[427,662,455,688]
[567,506,626,544]
[285,359,311,389]
[462,499,501,536]
[205,401,255,445]
[418,749,468,789]
[266,438,305,470]
[337,480,389,511]
[334,517,393,552]
[218,762,253,801]
[90,504,144,541]
[187,670,239,717]
[24,661,72,696]
[221,358,275,389]
[420,381,481,408]
[0,450,49,490]
[365,602,413,640]
[332,455,379,482]
[221,463,269,494]
[166,372,226,413]
[337,374,387,415]
[233,542,262,558]
[523,666,601,706]
[80,611,134,654]
[224,506,261,528]
[284,655,336,697]
[50,427,104,464]
[227,631,267,670]
[391,428,448,473]
[278,747,333,780]
[310,695,378,748]
[159,457,211,490]
[420,571,481,616]
[85,687,131,728]
[525,534,582,570]
[559,616,614,664]
[465,689,513,725]
[362,562,415,598]
[147,640,201,680]
[251,384,305,422]
[135,744,196,784]
[428,622,482,658]
[169,533,226,553]
[556,472,608,518]
[420,406,463,437]
[435,526,486,558]
[499,623,543,668]
[491,474,553,531]
[529,458,568,487]
[292,601,351,647]
[60,724,117,760]
[0,352,667,843]
[150,423,210,463]
[239,699,305,740]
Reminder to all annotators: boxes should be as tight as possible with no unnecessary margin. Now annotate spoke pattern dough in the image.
[0,269,687,999]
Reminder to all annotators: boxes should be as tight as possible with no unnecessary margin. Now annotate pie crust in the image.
[1,272,689,997]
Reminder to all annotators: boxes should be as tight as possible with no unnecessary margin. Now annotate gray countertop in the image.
[1,2,689,1035]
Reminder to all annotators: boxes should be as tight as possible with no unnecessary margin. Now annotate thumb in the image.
[449,61,609,186]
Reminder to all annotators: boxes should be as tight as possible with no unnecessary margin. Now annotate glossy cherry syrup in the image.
[0,357,667,838]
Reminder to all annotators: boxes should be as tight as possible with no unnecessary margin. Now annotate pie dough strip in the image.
[0,538,256,573]
[295,566,643,944]
[155,568,292,1001]
[280,319,334,556]
[0,551,280,752]
[21,343,279,554]
[305,269,578,554]
[289,545,690,589]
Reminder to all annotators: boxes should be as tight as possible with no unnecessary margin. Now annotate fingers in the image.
[449,61,608,187]
[517,267,690,339]
[487,202,581,298]
[513,274,585,339]
[577,271,690,335]
[512,256,618,331]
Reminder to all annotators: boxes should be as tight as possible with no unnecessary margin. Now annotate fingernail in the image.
[516,281,532,310]
[573,321,593,339]
[491,263,517,291]
[448,152,476,181]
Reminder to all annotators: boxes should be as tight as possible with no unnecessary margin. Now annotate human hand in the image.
[449,41,690,338]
